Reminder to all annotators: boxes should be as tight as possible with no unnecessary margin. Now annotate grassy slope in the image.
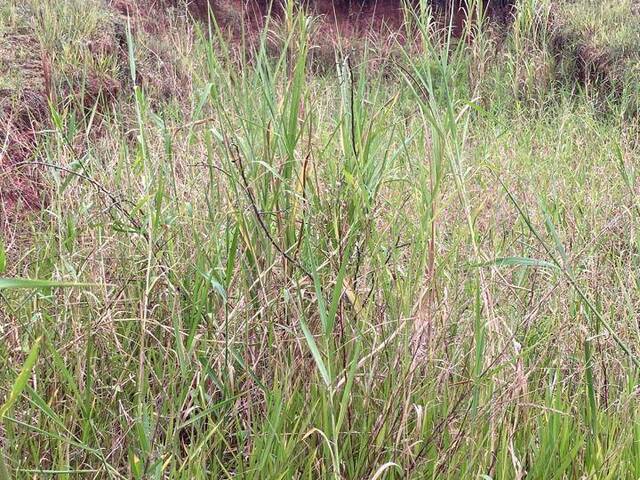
[546,0,640,100]
[1,1,640,478]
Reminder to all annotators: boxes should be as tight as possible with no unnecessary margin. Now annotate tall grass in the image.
[1,0,639,478]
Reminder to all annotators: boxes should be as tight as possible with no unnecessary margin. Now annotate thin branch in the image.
[230,144,312,280]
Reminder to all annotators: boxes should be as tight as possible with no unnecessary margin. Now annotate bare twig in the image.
[230,144,313,279]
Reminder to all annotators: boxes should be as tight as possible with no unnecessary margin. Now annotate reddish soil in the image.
[196,1,514,37]
[0,27,49,230]
[303,0,406,30]
[0,91,46,224]
[197,0,409,36]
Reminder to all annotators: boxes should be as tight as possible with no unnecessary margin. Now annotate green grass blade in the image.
[0,278,100,290]
[472,256,559,270]
[0,337,42,419]
[299,315,331,388]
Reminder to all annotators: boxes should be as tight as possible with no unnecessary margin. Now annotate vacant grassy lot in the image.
[546,0,640,103]
[1,0,639,478]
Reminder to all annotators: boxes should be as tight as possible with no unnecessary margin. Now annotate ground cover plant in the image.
[545,0,640,108]
[1,0,639,478]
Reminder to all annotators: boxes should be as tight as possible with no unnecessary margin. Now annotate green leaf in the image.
[299,316,331,387]
[0,240,6,274]
[0,278,99,290]
[199,270,227,302]
[0,337,42,419]
[0,454,10,480]
[472,257,559,270]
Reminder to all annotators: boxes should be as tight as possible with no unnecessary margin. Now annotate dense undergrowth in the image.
[1,1,640,478]
[545,0,640,108]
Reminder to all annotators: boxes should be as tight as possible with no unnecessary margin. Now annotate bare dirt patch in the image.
[0,90,46,222]
[0,27,48,230]
[191,1,514,38]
